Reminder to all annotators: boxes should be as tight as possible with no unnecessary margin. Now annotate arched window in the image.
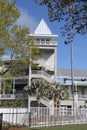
[41,39,45,44]
[46,39,50,44]
[36,39,40,44]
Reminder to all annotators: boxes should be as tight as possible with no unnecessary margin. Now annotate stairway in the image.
[31,70,54,83]
[37,59,54,71]
[29,96,54,108]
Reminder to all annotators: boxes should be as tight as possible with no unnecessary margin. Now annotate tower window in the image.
[36,39,40,44]
[46,39,50,44]
[41,39,45,44]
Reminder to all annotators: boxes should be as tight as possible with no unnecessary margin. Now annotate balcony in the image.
[78,94,87,99]
[69,94,87,99]
[35,39,57,46]
[0,93,28,100]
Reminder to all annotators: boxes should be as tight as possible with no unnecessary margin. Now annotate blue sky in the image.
[16,0,87,70]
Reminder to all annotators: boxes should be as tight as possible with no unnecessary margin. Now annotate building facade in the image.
[0,19,58,107]
[0,19,87,108]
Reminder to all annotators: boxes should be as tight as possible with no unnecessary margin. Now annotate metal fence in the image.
[1,107,87,128]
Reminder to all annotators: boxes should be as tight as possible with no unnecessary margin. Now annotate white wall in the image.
[41,49,55,71]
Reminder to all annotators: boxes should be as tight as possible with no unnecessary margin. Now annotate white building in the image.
[30,19,58,83]
[28,19,58,108]
[0,19,58,108]
[57,69,87,108]
[0,19,87,109]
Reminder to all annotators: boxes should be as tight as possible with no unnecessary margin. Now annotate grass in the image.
[20,124,87,130]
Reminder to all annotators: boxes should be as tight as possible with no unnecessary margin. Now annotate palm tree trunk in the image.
[57,100,60,108]
[54,99,57,118]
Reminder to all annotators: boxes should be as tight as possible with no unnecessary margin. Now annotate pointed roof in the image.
[34,19,52,35]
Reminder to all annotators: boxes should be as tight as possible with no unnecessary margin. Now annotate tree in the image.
[0,0,41,96]
[27,78,50,120]
[0,0,20,59]
[47,83,69,108]
[0,0,40,76]
[29,78,50,107]
[35,0,87,41]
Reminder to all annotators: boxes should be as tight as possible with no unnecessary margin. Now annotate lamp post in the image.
[64,38,75,108]
[64,3,75,108]
[70,38,75,108]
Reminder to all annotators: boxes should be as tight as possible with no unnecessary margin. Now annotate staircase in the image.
[40,96,54,108]
[29,96,54,108]
[31,70,54,83]
[37,59,54,71]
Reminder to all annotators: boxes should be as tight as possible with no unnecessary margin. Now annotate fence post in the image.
[0,113,3,130]
[29,112,31,127]
[74,108,76,125]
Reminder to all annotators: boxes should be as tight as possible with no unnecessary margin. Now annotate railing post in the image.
[29,112,31,127]
[0,113,3,130]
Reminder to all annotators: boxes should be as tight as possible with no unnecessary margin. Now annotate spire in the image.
[34,19,52,35]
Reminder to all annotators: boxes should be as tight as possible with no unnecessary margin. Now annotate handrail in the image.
[69,94,87,99]
[0,93,28,99]
[32,70,51,78]
[35,40,57,46]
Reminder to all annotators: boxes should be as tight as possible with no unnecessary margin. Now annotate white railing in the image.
[35,40,57,46]
[78,94,87,99]
[0,93,28,99]
[28,107,87,127]
[69,94,87,99]
[32,70,51,78]
[1,107,87,127]
[31,70,54,83]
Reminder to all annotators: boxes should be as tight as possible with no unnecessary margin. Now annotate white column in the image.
[13,78,15,98]
[28,64,31,110]
[54,47,57,82]
[74,82,78,108]
[0,77,1,104]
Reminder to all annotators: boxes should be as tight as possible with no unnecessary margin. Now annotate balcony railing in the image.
[35,40,57,46]
[78,94,87,99]
[0,93,28,100]
[69,94,87,99]
[32,70,51,78]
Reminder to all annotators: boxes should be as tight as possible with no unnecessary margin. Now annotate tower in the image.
[30,19,58,83]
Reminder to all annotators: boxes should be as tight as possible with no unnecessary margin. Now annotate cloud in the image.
[16,8,38,33]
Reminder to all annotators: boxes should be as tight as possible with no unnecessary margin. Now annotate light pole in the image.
[64,3,75,108]
[70,39,75,108]
[64,38,75,108]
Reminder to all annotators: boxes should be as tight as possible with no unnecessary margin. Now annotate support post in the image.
[0,113,3,130]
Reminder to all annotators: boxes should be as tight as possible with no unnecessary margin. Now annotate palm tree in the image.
[47,83,69,108]
[29,78,50,120]
[29,78,50,107]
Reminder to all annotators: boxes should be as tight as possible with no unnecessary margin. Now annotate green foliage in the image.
[29,78,50,99]
[47,83,69,100]
[14,99,24,107]
[46,82,69,107]
[1,99,25,107]
[2,124,87,130]
[35,0,87,42]
[0,0,20,56]
[28,79,69,107]
[19,124,87,130]
[0,0,41,78]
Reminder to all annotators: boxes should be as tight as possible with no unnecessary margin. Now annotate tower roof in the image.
[34,19,52,35]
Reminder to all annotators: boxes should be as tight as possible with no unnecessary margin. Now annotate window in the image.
[36,39,40,44]
[41,39,45,44]
[46,39,50,44]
